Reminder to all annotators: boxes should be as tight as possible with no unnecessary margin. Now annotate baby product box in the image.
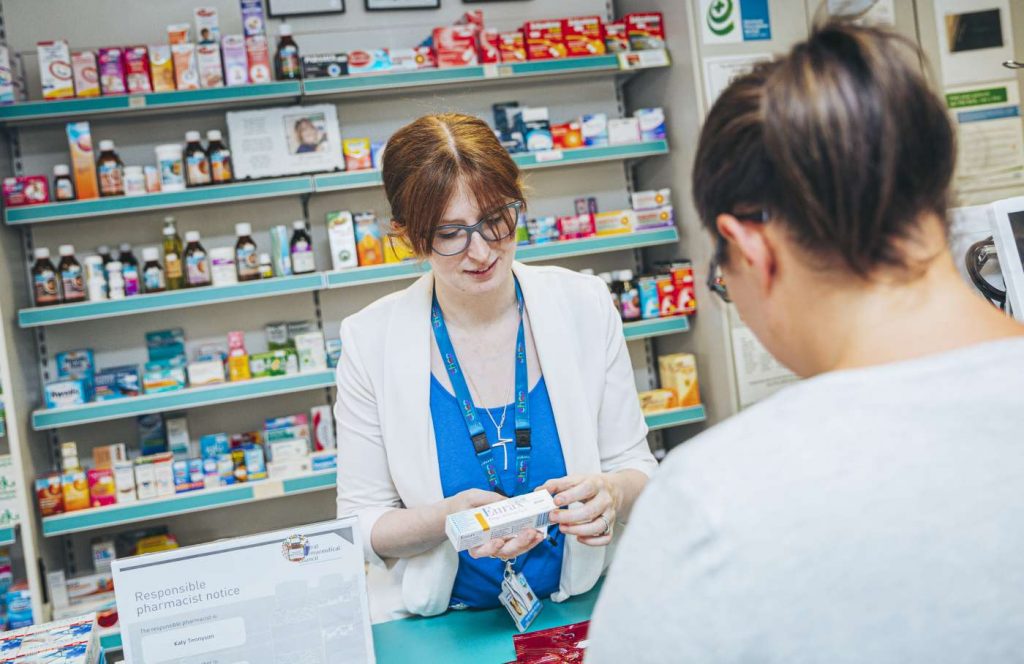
[196,43,224,88]
[71,51,100,97]
[327,211,358,270]
[246,35,272,84]
[222,35,249,86]
[64,119,102,197]
[124,46,152,94]
[38,40,74,100]
[148,45,175,92]
[3,176,49,207]
[97,47,126,95]
[446,490,556,551]
[171,43,200,90]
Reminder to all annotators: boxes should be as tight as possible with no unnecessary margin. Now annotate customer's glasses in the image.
[707,209,769,304]
[431,200,523,256]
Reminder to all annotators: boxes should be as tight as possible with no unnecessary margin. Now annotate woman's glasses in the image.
[431,200,523,256]
[707,209,769,304]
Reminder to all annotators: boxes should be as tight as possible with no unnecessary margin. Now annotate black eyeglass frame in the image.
[431,200,524,256]
[707,208,770,304]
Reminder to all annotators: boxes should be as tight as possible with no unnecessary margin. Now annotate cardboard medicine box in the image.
[446,490,556,552]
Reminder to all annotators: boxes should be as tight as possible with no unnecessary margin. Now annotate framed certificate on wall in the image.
[268,0,345,16]
[365,0,440,9]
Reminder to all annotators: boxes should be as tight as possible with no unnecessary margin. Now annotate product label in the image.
[186,251,210,285]
[34,272,60,305]
[123,264,140,296]
[279,46,300,77]
[60,266,85,301]
[55,179,75,201]
[186,153,211,185]
[620,287,641,320]
[98,162,124,195]
[144,265,165,292]
[210,151,233,182]
[165,253,183,280]
[290,245,315,273]
[159,157,184,188]
[236,245,259,278]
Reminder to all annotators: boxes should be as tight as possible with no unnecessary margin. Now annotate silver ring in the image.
[598,514,612,537]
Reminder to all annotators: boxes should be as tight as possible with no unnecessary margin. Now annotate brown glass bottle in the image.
[32,248,62,306]
[275,24,301,80]
[97,140,125,197]
[234,222,260,281]
[184,131,212,187]
[57,245,85,303]
[207,130,234,184]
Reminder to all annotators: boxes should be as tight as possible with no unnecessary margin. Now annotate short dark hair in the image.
[692,21,955,276]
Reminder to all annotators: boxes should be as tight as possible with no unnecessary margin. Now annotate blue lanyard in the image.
[431,278,532,497]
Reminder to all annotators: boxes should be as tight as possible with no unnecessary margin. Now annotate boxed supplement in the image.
[92,443,126,469]
[594,210,635,236]
[56,349,95,382]
[172,460,198,493]
[289,320,317,342]
[194,7,220,43]
[97,47,126,95]
[249,350,297,378]
[148,45,175,92]
[241,0,266,37]
[499,31,527,63]
[268,456,312,479]
[171,43,200,90]
[311,405,336,451]
[143,359,187,393]
[478,29,500,65]
[137,413,167,455]
[44,379,91,409]
[61,470,90,512]
[575,196,598,216]
[167,23,191,45]
[524,20,567,60]
[265,425,309,444]
[3,176,50,206]
[326,338,342,368]
[625,12,666,51]
[295,332,327,372]
[243,446,267,481]
[200,433,230,460]
[93,366,141,401]
[551,121,583,149]
[635,107,666,141]
[631,188,671,211]
[0,46,12,104]
[527,216,558,243]
[152,455,175,497]
[146,328,186,362]
[639,277,660,319]
[311,450,337,472]
[326,211,358,270]
[608,117,641,145]
[86,468,116,507]
[354,212,384,266]
[196,43,224,88]
[124,46,152,94]
[517,106,552,152]
[38,40,74,100]
[36,474,64,517]
[634,205,675,231]
[266,415,307,433]
[222,35,249,86]
[265,321,290,350]
[343,138,372,171]
[563,16,606,56]
[66,121,100,199]
[71,51,100,97]
[187,358,226,386]
[133,463,156,500]
[604,21,630,52]
[557,214,595,240]
[659,353,700,407]
[267,438,309,462]
[433,26,478,68]
[166,414,191,459]
[388,48,434,70]
[639,388,676,414]
[347,49,391,74]
[446,490,556,552]
[302,53,349,78]
[113,461,136,503]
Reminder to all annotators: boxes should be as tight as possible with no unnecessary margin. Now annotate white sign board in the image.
[227,104,345,180]
[729,307,799,409]
[112,517,373,664]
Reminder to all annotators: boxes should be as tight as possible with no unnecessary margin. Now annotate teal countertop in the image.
[371,581,601,664]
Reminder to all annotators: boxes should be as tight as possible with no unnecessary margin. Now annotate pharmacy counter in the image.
[371,581,601,663]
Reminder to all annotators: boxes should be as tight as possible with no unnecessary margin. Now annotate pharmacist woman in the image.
[334,113,656,622]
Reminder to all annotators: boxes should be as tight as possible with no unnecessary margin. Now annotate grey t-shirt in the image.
[588,337,1024,664]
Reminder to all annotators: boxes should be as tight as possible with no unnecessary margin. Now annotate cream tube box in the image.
[446,490,556,552]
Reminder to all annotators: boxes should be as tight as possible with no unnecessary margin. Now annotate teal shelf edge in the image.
[622,316,690,341]
[324,261,430,288]
[513,140,668,170]
[4,177,314,225]
[506,54,620,76]
[99,633,122,652]
[18,273,326,328]
[42,470,336,537]
[312,169,383,193]
[0,526,14,546]
[32,370,336,430]
[303,65,486,95]
[0,82,302,123]
[517,227,679,261]
[645,405,707,431]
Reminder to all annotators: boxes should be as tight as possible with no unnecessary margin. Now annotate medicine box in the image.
[302,53,348,79]
[61,471,90,512]
[222,35,248,86]
[294,331,327,372]
[327,211,358,270]
[608,117,641,145]
[354,212,384,267]
[634,206,675,231]
[268,456,312,479]
[93,365,140,401]
[625,12,666,51]
[86,468,116,507]
[432,27,477,68]
[249,349,297,378]
[311,405,336,451]
[143,359,187,393]
[0,46,13,104]
[133,463,156,501]
[44,379,91,409]
[71,51,100,98]
[267,438,309,462]
[200,433,230,459]
[264,424,310,444]
[3,176,50,207]
[446,490,556,552]
[97,47,126,95]
[113,461,136,503]
[137,413,167,456]
[346,49,392,74]
[187,358,226,386]
[38,40,74,100]
[659,353,700,407]
[92,443,126,470]
[245,35,272,84]
[124,46,152,94]
[563,16,606,57]
[146,329,186,362]
[56,349,95,382]
[196,43,225,88]
[343,138,372,171]
[594,210,636,236]
[172,43,200,90]
[36,474,64,517]
[240,0,266,37]
[524,20,567,60]
[166,414,191,459]
[499,31,526,63]
[311,451,337,472]
[631,188,671,211]
[148,45,176,92]
[243,446,267,481]
[635,107,666,141]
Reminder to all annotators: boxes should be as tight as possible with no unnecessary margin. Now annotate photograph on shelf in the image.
[226,104,344,179]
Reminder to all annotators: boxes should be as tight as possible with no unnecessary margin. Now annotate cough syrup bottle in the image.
[53,164,76,201]
[184,130,212,187]
[57,244,85,303]
[207,130,234,184]
[97,140,125,197]
[162,216,185,290]
[275,24,301,80]
[235,222,260,281]
[289,220,316,274]
[184,231,212,287]
[142,247,166,293]
[118,243,140,296]
[32,248,61,306]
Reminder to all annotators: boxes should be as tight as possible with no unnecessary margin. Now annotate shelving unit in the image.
[0,526,15,546]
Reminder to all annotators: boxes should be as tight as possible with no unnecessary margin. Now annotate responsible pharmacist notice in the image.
[112,518,373,664]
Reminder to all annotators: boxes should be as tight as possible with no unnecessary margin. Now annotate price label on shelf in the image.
[483,64,500,79]
[534,150,564,163]
[618,49,671,71]
[252,479,285,500]
[128,96,147,108]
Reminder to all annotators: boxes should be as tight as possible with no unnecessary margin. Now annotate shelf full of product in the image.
[0,9,667,125]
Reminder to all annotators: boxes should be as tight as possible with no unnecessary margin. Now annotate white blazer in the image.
[334,262,657,623]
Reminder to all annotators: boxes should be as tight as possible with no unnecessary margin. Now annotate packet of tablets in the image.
[445,490,556,552]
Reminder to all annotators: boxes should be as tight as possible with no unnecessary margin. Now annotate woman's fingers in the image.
[494,529,545,560]
[551,478,598,507]
[551,492,611,526]
[559,511,613,537]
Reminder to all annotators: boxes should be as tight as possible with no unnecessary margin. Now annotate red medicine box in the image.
[499,31,527,63]
[478,28,500,64]
[563,16,606,57]
[604,21,630,53]
[625,12,666,50]
[556,214,596,240]
[551,122,583,149]
[124,46,153,94]
[524,19,567,60]
[433,26,479,68]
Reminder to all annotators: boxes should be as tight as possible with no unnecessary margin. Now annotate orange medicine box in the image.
[36,473,64,516]
[563,16,606,57]
[659,353,700,407]
[499,31,526,63]
[551,121,583,149]
[171,43,200,90]
[343,138,372,171]
[66,121,99,200]
[524,19,567,60]
[669,262,696,315]
[61,469,91,512]
[354,212,384,266]
[148,45,176,92]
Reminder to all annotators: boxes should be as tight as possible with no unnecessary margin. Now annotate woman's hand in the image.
[445,488,506,515]
[543,474,623,547]
[447,489,548,561]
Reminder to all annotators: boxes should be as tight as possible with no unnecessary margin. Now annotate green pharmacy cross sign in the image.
[708,0,737,37]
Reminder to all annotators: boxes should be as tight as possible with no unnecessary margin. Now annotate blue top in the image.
[430,374,567,609]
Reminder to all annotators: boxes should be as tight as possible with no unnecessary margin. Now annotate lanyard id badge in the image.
[500,560,542,632]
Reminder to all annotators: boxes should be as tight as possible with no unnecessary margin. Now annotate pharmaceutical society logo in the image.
[707,0,737,37]
[281,534,310,562]
[701,0,772,44]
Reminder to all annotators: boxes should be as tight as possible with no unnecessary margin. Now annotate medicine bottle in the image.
[141,247,165,293]
[227,331,251,382]
[106,261,126,300]
[162,217,185,290]
[207,130,234,184]
[210,247,238,287]
[118,243,140,296]
[618,269,641,322]
[258,253,274,279]
[235,222,260,281]
[31,248,61,307]
[184,231,211,287]
[97,140,125,197]
[96,245,114,276]
[57,245,85,304]
[275,24,301,80]
[184,131,212,187]
[53,164,76,202]
[84,256,107,301]
[289,220,316,274]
